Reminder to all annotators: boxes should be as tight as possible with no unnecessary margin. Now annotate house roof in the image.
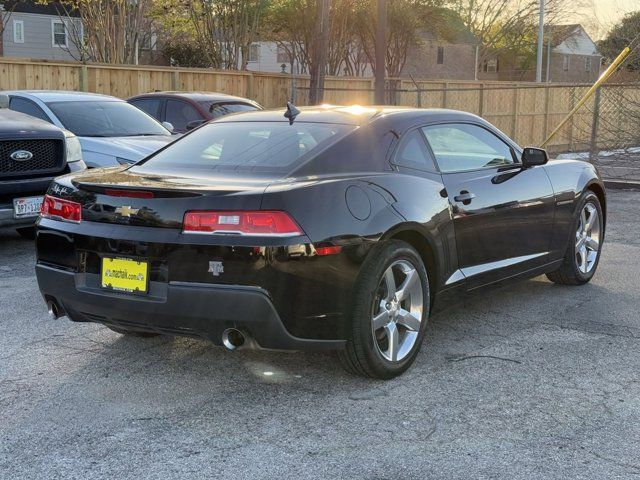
[544,23,600,56]
[546,24,584,47]
[2,1,80,18]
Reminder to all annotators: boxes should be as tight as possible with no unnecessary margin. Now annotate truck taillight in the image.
[183,211,303,236]
[41,195,81,223]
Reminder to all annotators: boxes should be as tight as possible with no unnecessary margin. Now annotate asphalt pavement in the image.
[1,189,639,479]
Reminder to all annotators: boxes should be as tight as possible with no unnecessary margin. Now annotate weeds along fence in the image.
[0,57,638,180]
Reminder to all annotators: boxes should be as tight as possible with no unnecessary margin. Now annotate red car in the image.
[128,91,262,133]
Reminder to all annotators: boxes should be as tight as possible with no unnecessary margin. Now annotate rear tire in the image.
[107,325,160,338]
[339,240,430,379]
[546,191,603,285]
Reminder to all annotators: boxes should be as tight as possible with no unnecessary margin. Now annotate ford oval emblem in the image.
[10,150,33,161]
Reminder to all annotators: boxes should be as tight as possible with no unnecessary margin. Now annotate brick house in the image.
[480,24,602,83]
[400,25,479,80]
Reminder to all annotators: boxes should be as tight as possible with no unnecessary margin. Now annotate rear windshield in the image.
[133,121,355,175]
[201,102,260,119]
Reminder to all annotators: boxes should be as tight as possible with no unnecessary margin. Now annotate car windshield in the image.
[133,121,355,175]
[199,102,260,119]
[46,100,170,137]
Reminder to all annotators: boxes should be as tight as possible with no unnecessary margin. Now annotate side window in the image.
[130,98,162,121]
[422,123,515,173]
[9,97,51,123]
[165,99,202,131]
[392,130,435,172]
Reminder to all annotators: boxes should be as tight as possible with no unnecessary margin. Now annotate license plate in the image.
[13,196,44,218]
[101,257,149,293]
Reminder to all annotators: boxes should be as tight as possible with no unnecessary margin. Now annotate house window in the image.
[562,55,570,71]
[277,45,292,64]
[483,58,498,73]
[13,20,24,44]
[585,57,592,71]
[248,44,260,62]
[52,20,67,47]
[437,46,444,65]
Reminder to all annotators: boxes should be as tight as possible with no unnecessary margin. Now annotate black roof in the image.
[0,108,65,136]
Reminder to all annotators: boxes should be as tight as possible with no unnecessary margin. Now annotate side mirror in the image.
[185,119,206,131]
[521,147,549,167]
[161,121,175,132]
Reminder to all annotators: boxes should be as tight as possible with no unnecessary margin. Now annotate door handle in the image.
[454,190,476,204]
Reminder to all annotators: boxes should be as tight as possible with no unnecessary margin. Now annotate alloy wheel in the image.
[575,202,601,274]
[371,260,423,362]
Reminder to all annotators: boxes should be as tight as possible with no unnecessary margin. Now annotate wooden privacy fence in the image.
[0,57,636,152]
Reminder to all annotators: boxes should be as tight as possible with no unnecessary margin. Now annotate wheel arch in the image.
[381,223,441,301]
[585,181,606,235]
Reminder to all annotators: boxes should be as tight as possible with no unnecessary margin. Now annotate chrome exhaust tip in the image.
[46,300,62,320]
[222,328,245,350]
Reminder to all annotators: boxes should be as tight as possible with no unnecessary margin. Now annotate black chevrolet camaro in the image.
[35,105,606,378]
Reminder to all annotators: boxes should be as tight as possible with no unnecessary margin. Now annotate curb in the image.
[604,180,640,191]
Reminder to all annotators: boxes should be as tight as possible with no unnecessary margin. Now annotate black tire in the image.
[546,191,603,285]
[16,226,36,240]
[106,325,160,338]
[338,240,430,379]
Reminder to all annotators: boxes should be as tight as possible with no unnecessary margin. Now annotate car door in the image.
[421,122,556,289]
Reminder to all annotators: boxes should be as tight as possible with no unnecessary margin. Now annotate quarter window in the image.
[393,130,435,172]
[422,123,515,173]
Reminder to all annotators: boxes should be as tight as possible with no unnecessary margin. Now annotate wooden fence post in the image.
[79,65,88,92]
[478,84,485,116]
[171,70,180,90]
[568,86,576,150]
[442,83,449,108]
[246,72,254,99]
[589,87,602,161]
[543,85,551,142]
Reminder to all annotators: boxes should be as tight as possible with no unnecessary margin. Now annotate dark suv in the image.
[0,103,86,236]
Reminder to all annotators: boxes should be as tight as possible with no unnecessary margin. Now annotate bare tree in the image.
[52,0,154,64]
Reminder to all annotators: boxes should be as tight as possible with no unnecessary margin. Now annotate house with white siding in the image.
[1,1,82,62]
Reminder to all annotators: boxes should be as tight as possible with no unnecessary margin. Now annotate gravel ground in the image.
[1,189,639,480]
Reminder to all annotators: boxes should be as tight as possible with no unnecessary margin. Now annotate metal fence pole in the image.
[589,86,602,162]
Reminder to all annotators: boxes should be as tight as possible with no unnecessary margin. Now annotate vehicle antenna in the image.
[284,102,300,125]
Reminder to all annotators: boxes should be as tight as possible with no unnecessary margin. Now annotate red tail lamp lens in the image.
[41,195,81,223]
[315,245,342,256]
[183,211,303,236]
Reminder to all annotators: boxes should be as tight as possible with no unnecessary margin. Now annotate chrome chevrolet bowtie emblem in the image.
[114,205,139,217]
[208,261,224,276]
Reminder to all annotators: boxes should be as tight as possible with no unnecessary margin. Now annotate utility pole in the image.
[374,0,386,104]
[309,0,330,104]
[535,0,545,82]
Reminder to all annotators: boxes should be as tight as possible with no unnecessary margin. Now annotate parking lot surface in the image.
[1,189,639,480]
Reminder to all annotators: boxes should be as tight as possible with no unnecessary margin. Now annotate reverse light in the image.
[183,211,303,236]
[41,195,81,223]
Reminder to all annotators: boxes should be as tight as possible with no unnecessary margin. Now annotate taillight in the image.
[40,195,81,223]
[183,211,303,236]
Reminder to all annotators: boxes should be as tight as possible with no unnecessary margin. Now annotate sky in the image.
[572,0,639,39]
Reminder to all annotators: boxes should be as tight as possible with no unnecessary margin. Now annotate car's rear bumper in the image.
[36,263,345,351]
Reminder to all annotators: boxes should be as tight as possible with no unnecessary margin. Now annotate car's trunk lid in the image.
[70,167,273,229]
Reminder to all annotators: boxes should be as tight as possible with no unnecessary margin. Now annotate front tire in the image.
[339,240,430,379]
[546,191,603,285]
